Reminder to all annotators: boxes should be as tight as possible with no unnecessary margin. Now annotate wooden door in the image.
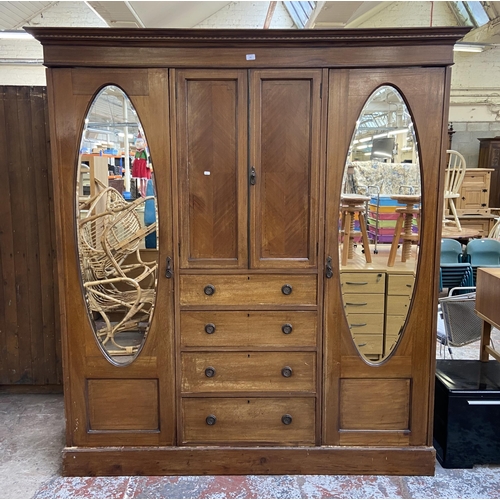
[250,70,322,269]
[175,70,248,269]
[47,68,175,446]
[324,68,448,446]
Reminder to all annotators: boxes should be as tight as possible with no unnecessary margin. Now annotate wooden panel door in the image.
[250,70,322,269]
[176,70,248,269]
[47,68,175,447]
[324,68,449,446]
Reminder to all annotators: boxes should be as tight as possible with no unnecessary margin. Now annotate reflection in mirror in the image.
[340,86,420,363]
[76,85,158,365]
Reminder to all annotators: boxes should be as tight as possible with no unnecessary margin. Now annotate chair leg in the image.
[342,211,351,267]
[387,213,405,267]
[358,212,372,264]
[449,199,462,231]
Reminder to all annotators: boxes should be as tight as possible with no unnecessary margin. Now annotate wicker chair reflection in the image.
[79,187,157,355]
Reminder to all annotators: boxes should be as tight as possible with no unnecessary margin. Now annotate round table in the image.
[441,226,481,245]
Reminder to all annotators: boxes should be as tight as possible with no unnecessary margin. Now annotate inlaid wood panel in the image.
[180,311,317,348]
[176,70,248,268]
[340,379,410,431]
[181,352,316,393]
[181,397,315,445]
[87,379,159,431]
[179,274,317,307]
[250,70,322,269]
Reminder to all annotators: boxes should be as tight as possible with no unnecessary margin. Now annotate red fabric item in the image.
[132,150,150,179]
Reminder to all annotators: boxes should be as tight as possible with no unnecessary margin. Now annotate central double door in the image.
[174,68,326,445]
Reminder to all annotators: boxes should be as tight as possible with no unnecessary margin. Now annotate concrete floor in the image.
[2,336,500,499]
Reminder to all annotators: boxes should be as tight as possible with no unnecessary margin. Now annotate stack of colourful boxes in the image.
[368,195,417,245]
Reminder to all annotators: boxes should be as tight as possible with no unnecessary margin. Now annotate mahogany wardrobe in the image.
[29,26,468,476]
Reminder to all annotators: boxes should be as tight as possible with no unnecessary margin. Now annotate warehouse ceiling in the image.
[0,1,499,32]
[0,1,434,30]
[84,1,385,29]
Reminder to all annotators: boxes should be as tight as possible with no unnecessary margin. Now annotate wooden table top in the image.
[441,226,482,240]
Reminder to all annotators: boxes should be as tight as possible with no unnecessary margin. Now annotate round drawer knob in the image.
[205,367,216,378]
[281,366,293,378]
[281,323,293,335]
[205,323,216,334]
[281,414,293,425]
[281,284,293,295]
[206,415,217,426]
[204,284,216,296]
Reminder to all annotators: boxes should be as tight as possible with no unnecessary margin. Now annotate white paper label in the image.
[246,54,256,61]
[204,171,211,176]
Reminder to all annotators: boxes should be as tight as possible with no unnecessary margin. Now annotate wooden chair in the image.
[443,150,467,231]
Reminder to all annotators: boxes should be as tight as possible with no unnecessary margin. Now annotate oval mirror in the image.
[76,85,158,365]
[340,85,420,363]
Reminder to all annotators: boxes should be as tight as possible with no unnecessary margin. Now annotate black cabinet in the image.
[434,359,500,468]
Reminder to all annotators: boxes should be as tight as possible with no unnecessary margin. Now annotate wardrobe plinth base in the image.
[62,445,435,476]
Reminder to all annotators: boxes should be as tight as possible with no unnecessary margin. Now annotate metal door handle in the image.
[250,166,256,185]
[165,257,172,278]
[325,256,333,279]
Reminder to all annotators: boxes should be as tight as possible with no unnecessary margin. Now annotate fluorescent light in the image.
[0,31,33,40]
[359,136,372,143]
[401,147,412,151]
[454,43,485,53]
[373,151,392,157]
[353,140,359,144]
[388,128,409,136]
[363,152,371,156]
[356,144,370,150]
[373,133,388,139]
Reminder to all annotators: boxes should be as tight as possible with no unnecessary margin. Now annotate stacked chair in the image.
[439,238,473,291]
[464,238,500,284]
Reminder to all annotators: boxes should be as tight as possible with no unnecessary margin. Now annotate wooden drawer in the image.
[350,333,383,356]
[181,352,316,393]
[387,274,415,295]
[385,334,400,354]
[386,294,411,316]
[181,397,315,445]
[386,315,407,336]
[345,313,384,334]
[180,275,317,307]
[340,272,385,294]
[343,293,384,314]
[456,217,495,237]
[180,311,317,348]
